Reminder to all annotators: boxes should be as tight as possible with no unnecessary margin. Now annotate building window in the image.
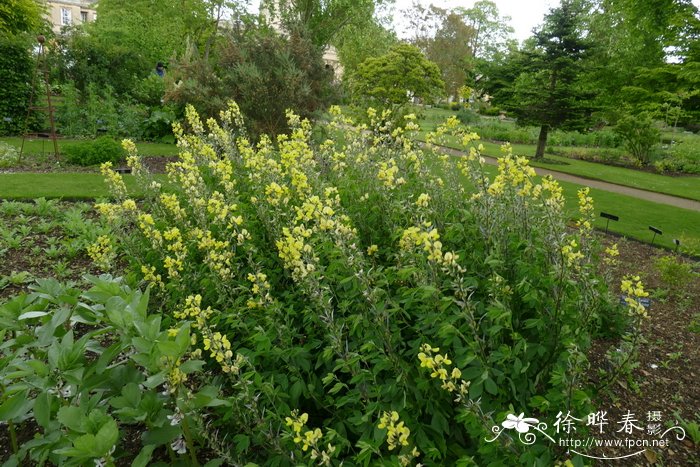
[81,11,88,22]
[61,8,72,26]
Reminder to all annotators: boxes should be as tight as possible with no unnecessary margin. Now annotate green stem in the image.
[166,444,178,463]
[8,420,18,454]
[597,324,641,392]
[182,416,200,466]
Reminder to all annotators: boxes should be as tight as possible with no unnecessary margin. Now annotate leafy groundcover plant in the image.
[1,104,630,465]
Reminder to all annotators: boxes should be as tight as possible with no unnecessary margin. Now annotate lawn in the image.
[0,173,166,199]
[0,137,178,157]
[415,107,700,202]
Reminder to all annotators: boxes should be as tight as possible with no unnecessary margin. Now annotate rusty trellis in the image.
[19,35,60,162]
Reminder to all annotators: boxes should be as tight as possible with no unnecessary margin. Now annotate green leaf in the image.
[484,378,498,395]
[94,418,119,454]
[431,411,449,435]
[142,425,181,446]
[179,359,204,374]
[175,323,191,354]
[289,380,304,405]
[233,434,250,453]
[17,311,49,320]
[95,341,125,375]
[0,390,32,421]
[131,445,156,467]
[34,392,52,429]
[57,405,85,433]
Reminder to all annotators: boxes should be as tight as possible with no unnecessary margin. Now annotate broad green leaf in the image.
[94,418,119,454]
[57,405,85,433]
[132,445,156,467]
[0,390,32,421]
[34,392,52,429]
[142,425,181,446]
[17,311,49,320]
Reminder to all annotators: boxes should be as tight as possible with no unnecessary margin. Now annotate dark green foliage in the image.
[53,30,146,97]
[614,112,660,165]
[0,0,43,36]
[350,44,445,108]
[220,26,336,137]
[0,35,33,136]
[511,1,596,158]
[63,136,125,166]
[334,19,398,75]
[56,82,173,141]
[167,25,336,138]
[270,0,387,48]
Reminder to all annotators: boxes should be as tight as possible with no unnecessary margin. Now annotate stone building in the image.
[43,0,97,33]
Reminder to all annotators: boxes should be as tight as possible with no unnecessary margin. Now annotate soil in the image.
[584,236,700,465]
[141,156,178,174]
[0,155,178,175]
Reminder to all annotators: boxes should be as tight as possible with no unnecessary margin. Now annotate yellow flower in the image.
[621,275,649,318]
[415,193,431,208]
[378,411,411,450]
[87,235,115,271]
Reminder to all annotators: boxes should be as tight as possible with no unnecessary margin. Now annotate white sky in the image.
[390,0,557,43]
[248,0,700,44]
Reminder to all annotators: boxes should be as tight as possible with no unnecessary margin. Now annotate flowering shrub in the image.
[2,103,629,465]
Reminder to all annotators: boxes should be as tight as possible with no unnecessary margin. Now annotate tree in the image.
[586,0,700,124]
[0,0,45,136]
[614,112,660,165]
[401,1,445,51]
[457,0,514,61]
[334,17,397,75]
[425,12,475,99]
[167,24,336,138]
[0,35,34,135]
[0,0,43,36]
[512,0,595,159]
[350,44,444,109]
[401,3,477,99]
[52,0,237,96]
[262,0,392,48]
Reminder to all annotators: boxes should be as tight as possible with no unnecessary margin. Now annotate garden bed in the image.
[1,108,698,465]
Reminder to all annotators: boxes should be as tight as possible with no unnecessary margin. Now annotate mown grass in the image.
[0,173,167,200]
[0,137,178,157]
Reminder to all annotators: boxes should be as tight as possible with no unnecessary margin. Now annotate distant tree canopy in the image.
[509,0,595,158]
[350,44,445,109]
[0,0,44,36]
[481,0,700,136]
[263,0,393,48]
[166,23,336,138]
[0,0,45,135]
[402,1,514,100]
[334,17,398,76]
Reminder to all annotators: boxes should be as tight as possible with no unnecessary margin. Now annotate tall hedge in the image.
[0,35,33,135]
